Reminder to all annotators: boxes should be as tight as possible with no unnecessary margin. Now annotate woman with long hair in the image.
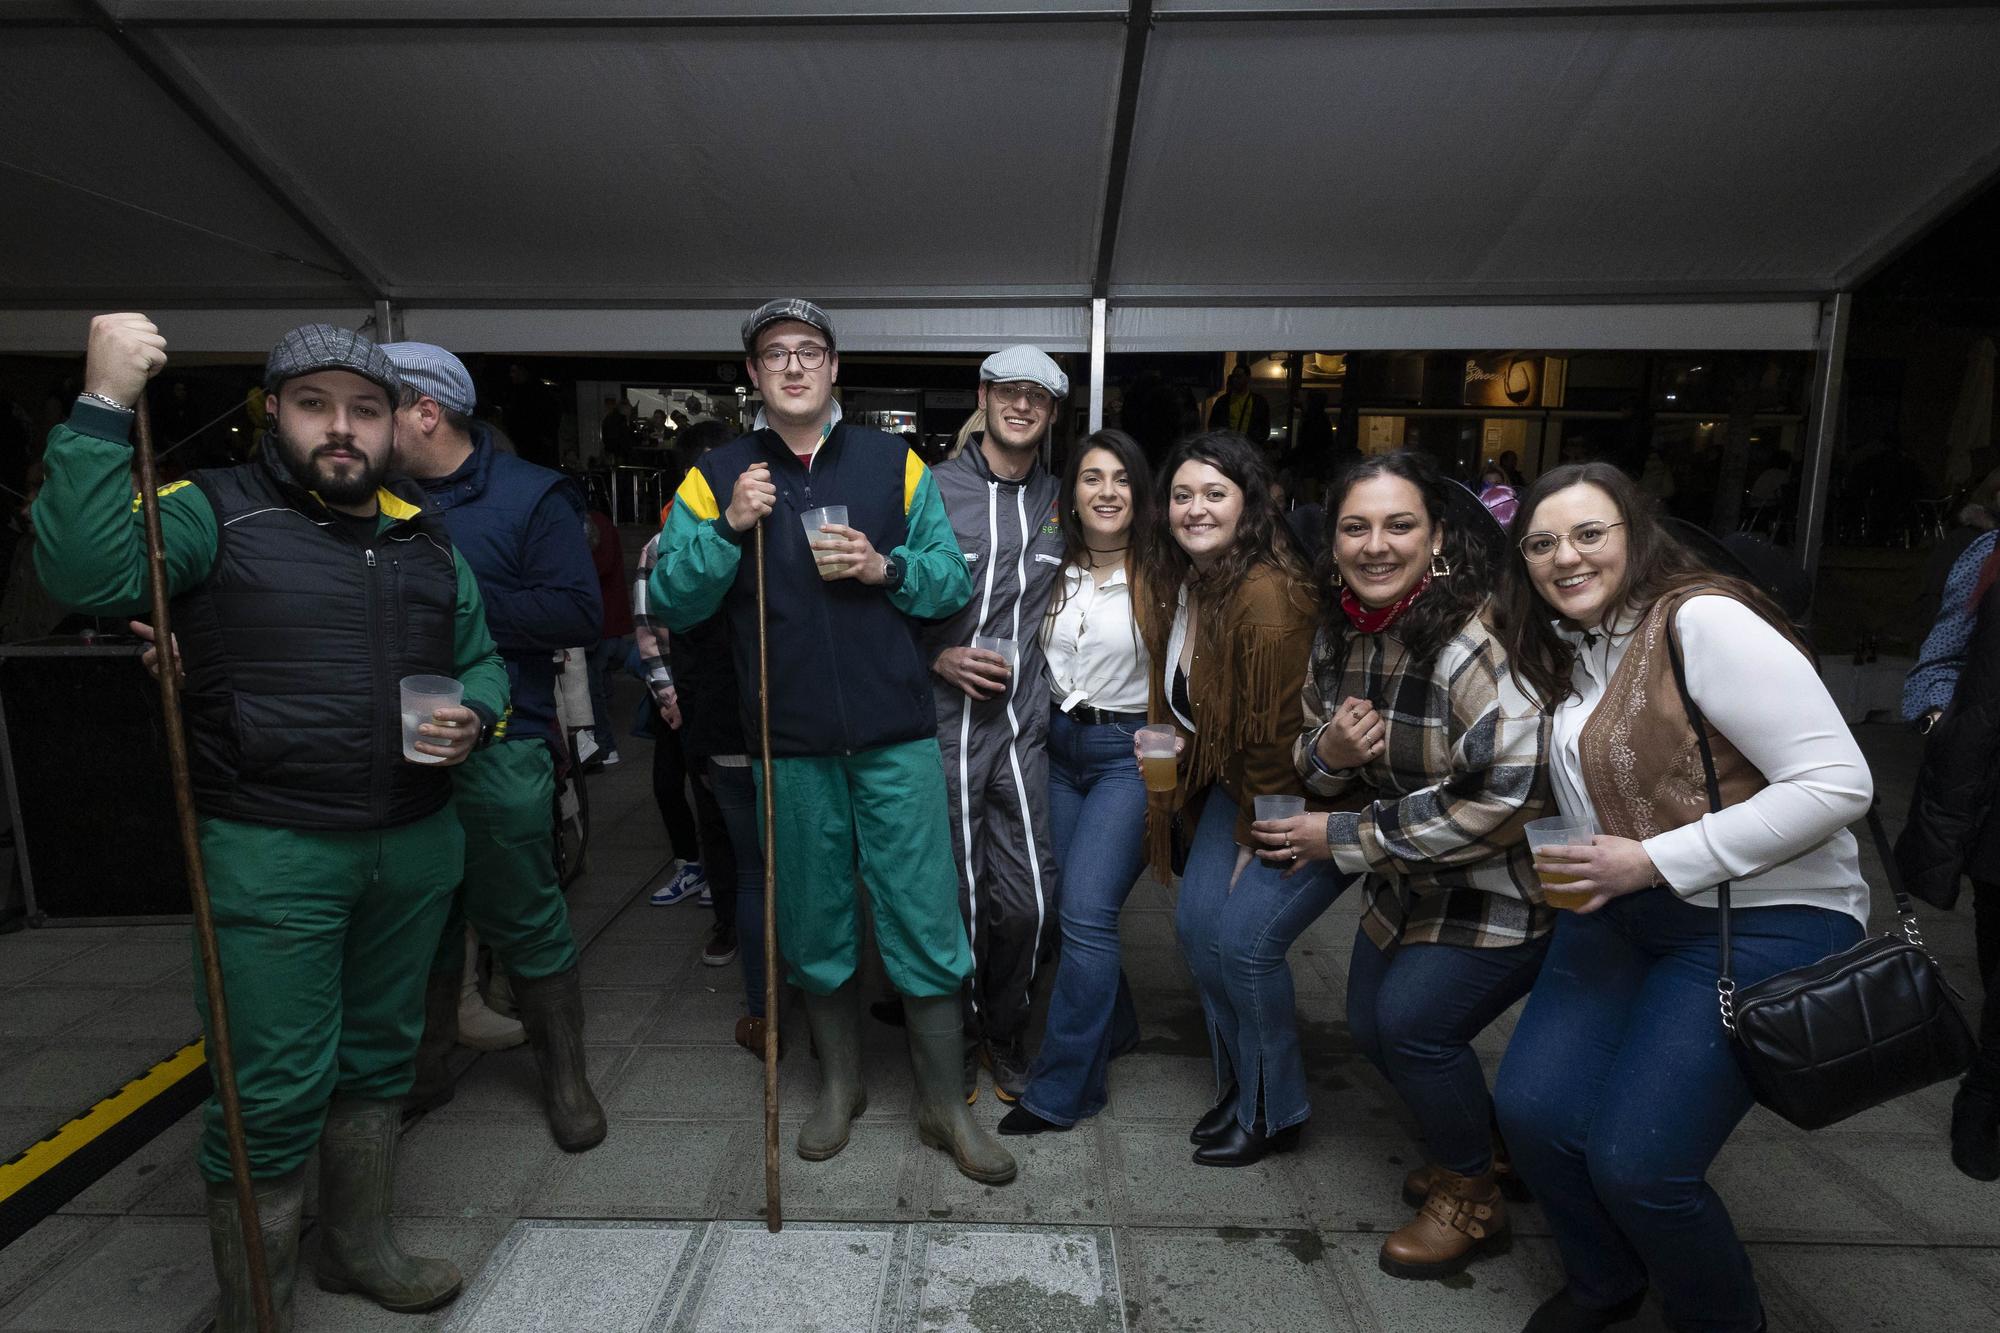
[1144,430,1336,1167]
[999,430,1161,1136]
[1251,449,1552,1281]
[1491,461,1871,1333]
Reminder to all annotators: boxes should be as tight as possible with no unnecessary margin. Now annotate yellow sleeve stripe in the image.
[904,450,926,515]
[129,479,193,513]
[679,468,721,523]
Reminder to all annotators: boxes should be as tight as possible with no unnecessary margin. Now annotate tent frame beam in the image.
[72,0,393,302]
[1794,291,1851,591]
[1092,0,1153,301]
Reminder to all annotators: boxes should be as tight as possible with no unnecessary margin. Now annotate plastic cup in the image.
[972,634,1018,671]
[400,674,464,765]
[1136,723,1179,793]
[1525,815,1599,908]
[801,505,849,581]
[1253,795,1307,823]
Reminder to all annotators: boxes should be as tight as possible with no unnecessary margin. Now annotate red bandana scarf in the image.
[1339,573,1432,634]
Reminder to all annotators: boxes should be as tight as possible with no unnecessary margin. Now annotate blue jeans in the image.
[1494,891,1862,1332]
[1347,922,1549,1175]
[1174,788,1350,1133]
[706,760,767,1017]
[1019,709,1149,1127]
[586,636,630,752]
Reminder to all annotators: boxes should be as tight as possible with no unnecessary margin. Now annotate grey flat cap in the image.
[742,298,836,351]
[265,324,402,401]
[380,341,476,415]
[979,345,1070,399]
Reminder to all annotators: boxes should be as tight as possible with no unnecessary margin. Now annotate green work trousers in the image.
[193,806,463,1181]
[753,738,971,998]
[427,738,579,980]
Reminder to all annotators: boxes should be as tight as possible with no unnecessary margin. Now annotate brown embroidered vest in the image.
[1577,589,1767,840]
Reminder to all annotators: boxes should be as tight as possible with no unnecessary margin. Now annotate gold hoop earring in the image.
[1330,564,1345,589]
[1429,549,1452,578]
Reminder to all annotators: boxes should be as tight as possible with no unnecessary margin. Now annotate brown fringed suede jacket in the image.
[1142,561,1322,877]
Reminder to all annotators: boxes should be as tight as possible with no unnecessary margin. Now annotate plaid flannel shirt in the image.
[1293,604,1555,950]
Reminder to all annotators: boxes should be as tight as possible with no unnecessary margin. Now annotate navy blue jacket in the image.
[417,426,600,750]
[649,423,971,758]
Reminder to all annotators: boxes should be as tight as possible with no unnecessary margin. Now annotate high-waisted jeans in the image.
[1174,788,1350,1133]
[1493,889,1861,1332]
[1019,708,1149,1127]
[1347,922,1550,1175]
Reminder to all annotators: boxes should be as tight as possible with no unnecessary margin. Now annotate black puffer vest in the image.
[176,451,460,830]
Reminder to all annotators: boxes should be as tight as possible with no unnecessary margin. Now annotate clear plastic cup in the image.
[1253,795,1307,823]
[972,634,1018,670]
[1136,723,1179,794]
[801,505,849,581]
[400,674,463,765]
[1525,814,1599,909]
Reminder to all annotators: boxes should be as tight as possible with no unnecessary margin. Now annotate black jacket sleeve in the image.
[1896,574,2000,910]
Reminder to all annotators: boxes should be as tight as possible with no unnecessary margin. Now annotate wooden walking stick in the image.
[754,520,783,1233]
[132,395,277,1331]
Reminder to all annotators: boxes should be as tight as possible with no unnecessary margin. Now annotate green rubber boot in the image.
[206,1168,304,1333]
[312,1098,462,1313]
[905,994,1017,1185]
[797,981,867,1161]
[404,969,461,1113]
[511,966,608,1152]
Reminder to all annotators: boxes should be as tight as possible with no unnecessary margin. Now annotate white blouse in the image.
[1549,594,1872,925]
[1041,562,1152,714]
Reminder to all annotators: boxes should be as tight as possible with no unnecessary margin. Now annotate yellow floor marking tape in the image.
[0,1039,205,1204]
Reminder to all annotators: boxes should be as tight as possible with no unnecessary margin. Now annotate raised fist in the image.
[84,313,167,409]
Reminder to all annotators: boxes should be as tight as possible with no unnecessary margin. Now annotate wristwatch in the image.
[880,553,906,592]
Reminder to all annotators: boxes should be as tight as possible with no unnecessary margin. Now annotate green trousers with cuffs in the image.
[753,738,972,999]
[426,738,580,981]
[193,805,463,1181]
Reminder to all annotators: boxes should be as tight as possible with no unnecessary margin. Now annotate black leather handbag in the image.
[1669,632,1975,1131]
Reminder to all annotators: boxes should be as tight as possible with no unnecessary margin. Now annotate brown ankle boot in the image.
[1400,1135,1530,1206]
[1379,1167,1510,1280]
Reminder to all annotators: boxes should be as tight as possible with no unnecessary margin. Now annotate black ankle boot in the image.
[1192,1118,1301,1167]
[1189,1082,1238,1146]
[1523,1286,1647,1332]
[997,1105,1070,1137]
[1951,1084,2000,1181]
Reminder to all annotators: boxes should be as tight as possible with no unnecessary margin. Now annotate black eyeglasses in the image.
[757,344,829,373]
[1519,521,1625,563]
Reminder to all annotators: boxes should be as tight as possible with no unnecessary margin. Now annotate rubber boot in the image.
[905,994,1017,1185]
[1378,1166,1511,1280]
[312,1098,462,1312]
[206,1167,304,1333]
[456,927,525,1052]
[511,966,607,1152]
[797,982,867,1161]
[405,969,461,1113]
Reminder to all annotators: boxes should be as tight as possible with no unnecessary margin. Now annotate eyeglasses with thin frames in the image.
[757,344,829,373]
[986,382,1055,412]
[1519,521,1626,563]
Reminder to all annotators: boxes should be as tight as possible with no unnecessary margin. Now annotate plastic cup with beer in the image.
[1253,795,1307,823]
[972,634,1018,671]
[801,505,849,580]
[1136,724,1180,793]
[400,674,464,765]
[1525,814,1600,909]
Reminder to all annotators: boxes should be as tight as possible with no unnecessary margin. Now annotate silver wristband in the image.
[76,391,135,414]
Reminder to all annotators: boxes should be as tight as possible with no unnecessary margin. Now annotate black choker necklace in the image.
[1086,544,1129,555]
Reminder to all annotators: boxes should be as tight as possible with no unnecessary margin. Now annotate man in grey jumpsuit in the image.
[922,346,1070,1101]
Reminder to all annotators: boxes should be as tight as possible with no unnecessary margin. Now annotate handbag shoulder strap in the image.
[1662,621,1735,1014]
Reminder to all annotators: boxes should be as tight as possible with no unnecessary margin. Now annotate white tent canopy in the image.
[1,1,1997,355]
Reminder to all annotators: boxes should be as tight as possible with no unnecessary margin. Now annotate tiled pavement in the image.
[3,722,1998,1331]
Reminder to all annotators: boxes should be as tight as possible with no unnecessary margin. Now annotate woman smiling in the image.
[1255,449,1552,1282]
[1139,430,1334,1168]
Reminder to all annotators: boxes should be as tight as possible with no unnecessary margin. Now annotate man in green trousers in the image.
[651,298,1015,1185]
[34,314,509,1330]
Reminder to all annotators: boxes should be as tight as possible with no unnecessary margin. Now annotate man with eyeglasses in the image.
[650,298,1017,1185]
[918,346,1070,1102]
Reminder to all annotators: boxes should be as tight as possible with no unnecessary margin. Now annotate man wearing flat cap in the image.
[650,298,1017,1185]
[33,315,508,1327]
[381,341,607,1154]
[919,346,1070,1103]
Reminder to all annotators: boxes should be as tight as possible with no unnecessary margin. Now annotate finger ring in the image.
[1284,833,1292,848]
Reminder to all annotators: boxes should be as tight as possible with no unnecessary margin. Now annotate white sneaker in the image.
[601,748,621,767]
[458,985,526,1051]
